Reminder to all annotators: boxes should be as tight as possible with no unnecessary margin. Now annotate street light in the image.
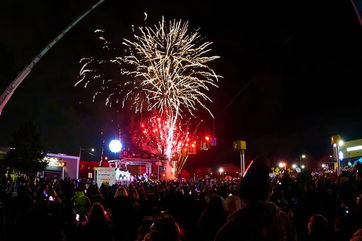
[278,162,286,169]
[109,139,122,153]
[338,140,344,147]
[300,154,306,166]
[338,140,344,175]
[331,135,344,176]
[108,139,122,163]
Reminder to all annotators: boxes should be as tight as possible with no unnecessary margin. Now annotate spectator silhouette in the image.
[350,229,362,241]
[71,184,91,222]
[305,214,329,241]
[224,194,241,219]
[75,202,114,241]
[144,215,183,241]
[197,195,226,241]
[215,158,297,241]
[111,186,141,241]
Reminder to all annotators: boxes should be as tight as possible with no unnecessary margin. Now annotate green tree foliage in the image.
[4,121,48,174]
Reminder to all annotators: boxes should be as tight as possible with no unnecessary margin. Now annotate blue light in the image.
[357,157,362,164]
[109,139,122,153]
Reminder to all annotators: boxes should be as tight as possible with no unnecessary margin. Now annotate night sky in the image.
[0,0,361,168]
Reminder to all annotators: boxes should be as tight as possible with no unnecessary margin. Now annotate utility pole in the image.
[233,140,247,176]
[331,135,344,176]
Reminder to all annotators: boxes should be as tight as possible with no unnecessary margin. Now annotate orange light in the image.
[191,144,195,148]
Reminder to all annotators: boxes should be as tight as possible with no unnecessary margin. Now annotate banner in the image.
[94,167,115,187]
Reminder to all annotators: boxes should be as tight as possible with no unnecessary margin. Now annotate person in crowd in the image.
[305,214,329,241]
[144,215,183,241]
[71,184,91,222]
[333,214,354,241]
[136,216,154,241]
[215,159,297,241]
[223,194,242,219]
[197,195,226,241]
[111,186,142,241]
[75,202,114,241]
[351,194,362,233]
[350,229,362,241]
[2,164,362,241]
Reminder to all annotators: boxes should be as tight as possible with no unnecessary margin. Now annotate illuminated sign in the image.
[346,145,362,152]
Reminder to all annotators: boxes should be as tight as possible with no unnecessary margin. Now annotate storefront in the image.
[41,153,79,179]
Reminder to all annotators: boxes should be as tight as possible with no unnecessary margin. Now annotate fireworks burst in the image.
[76,16,221,176]
[133,113,203,174]
[134,114,191,156]
[77,17,221,118]
[120,16,221,118]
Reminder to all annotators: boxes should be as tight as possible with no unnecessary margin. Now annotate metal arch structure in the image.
[0,0,105,115]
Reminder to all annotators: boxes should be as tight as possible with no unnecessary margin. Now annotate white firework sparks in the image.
[120,16,221,118]
[77,17,221,117]
[77,17,221,171]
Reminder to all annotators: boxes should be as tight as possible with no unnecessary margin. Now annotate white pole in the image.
[0,0,106,115]
[336,145,341,176]
[62,166,65,179]
[240,150,245,176]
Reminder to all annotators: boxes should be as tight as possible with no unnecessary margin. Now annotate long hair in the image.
[87,202,110,223]
[145,215,183,241]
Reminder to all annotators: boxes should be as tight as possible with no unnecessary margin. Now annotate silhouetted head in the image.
[88,202,109,223]
[351,229,362,241]
[239,157,270,203]
[114,186,128,198]
[224,194,241,215]
[145,215,183,241]
[308,214,328,235]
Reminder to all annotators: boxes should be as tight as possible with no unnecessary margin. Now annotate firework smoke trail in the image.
[77,17,221,169]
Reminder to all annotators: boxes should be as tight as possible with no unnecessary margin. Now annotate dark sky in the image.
[0,0,361,168]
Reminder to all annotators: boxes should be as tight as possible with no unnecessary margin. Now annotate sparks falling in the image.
[77,17,221,118]
[120,16,221,118]
[76,17,221,175]
[133,114,203,174]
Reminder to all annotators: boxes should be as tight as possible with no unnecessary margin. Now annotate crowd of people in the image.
[1,160,362,241]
